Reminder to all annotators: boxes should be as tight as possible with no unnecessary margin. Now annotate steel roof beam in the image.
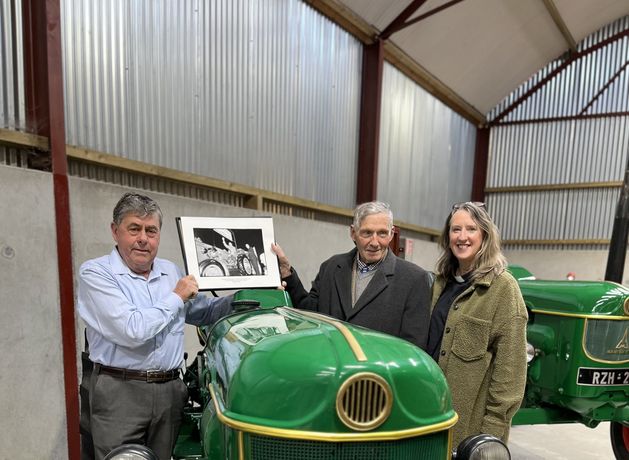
[489,28,629,125]
[578,59,629,115]
[393,0,467,30]
[542,0,578,53]
[356,40,385,204]
[21,1,79,458]
[380,0,428,40]
[307,0,485,125]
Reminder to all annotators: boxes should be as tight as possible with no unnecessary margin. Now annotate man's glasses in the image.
[452,201,486,211]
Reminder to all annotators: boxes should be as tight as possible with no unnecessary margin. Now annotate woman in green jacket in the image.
[427,201,528,448]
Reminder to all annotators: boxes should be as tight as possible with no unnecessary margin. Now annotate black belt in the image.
[98,364,180,383]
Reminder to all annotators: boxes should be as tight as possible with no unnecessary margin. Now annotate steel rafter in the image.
[356,40,385,204]
[472,127,490,203]
[489,28,629,125]
[393,0,467,31]
[579,59,629,115]
[380,0,428,40]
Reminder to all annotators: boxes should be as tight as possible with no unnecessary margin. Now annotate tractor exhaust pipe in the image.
[605,154,629,283]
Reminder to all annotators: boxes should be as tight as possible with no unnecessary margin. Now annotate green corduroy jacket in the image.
[431,269,528,448]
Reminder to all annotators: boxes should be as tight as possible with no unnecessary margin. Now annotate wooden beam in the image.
[503,239,609,246]
[485,181,622,194]
[65,144,359,219]
[0,128,48,150]
[65,144,263,197]
[244,195,263,211]
[394,221,440,237]
[1,130,443,237]
[304,0,375,44]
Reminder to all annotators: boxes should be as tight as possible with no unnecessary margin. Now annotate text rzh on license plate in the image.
[577,367,629,386]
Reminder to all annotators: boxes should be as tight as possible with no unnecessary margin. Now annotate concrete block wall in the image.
[0,166,68,459]
[405,239,621,283]
[503,249,621,283]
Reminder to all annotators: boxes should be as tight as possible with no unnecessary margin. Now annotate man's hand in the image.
[174,274,199,302]
[271,243,292,278]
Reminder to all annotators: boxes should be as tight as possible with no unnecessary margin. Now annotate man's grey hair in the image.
[352,201,393,229]
[113,192,163,227]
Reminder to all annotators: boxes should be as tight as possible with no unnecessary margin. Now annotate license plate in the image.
[577,367,629,386]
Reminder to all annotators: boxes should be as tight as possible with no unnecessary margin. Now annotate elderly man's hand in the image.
[174,274,199,302]
[271,243,292,279]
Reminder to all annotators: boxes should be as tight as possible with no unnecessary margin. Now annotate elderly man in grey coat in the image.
[272,201,431,350]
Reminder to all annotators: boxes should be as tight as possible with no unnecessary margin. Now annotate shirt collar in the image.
[109,247,168,280]
[453,271,473,284]
[356,250,387,274]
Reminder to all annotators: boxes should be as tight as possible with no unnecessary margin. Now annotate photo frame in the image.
[176,216,281,290]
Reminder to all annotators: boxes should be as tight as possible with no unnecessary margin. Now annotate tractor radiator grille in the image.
[247,432,449,460]
[336,373,392,431]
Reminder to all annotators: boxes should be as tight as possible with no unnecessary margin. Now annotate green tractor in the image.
[510,265,629,459]
[104,289,509,460]
[103,268,629,459]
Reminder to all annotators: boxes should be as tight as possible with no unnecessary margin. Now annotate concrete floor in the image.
[509,422,615,459]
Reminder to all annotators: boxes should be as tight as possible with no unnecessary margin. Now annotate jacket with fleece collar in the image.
[431,269,528,447]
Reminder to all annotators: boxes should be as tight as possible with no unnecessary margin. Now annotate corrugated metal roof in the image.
[333,0,629,115]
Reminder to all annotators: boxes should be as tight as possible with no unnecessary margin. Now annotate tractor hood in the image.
[205,307,454,434]
[518,279,629,316]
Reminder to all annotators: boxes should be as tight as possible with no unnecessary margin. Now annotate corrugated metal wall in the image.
[2,0,479,230]
[9,0,623,241]
[378,63,477,229]
[487,16,629,249]
[61,0,362,209]
[489,17,629,122]
[0,0,24,129]
[0,0,27,167]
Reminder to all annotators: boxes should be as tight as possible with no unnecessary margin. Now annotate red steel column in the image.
[356,39,384,204]
[22,1,79,458]
[471,126,489,203]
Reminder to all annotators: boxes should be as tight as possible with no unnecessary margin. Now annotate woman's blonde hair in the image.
[434,202,507,280]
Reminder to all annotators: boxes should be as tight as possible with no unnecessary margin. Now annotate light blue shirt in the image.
[78,248,232,370]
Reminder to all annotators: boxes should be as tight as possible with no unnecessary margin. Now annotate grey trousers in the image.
[89,367,188,460]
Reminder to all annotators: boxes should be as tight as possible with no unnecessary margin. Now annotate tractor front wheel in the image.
[611,421,629,460]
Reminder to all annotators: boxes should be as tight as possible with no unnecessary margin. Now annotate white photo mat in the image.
[177,216,281,290]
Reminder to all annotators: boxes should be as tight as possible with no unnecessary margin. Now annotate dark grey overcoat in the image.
[283,248,431,350]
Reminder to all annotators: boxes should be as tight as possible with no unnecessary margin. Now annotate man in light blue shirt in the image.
[78,192,232,460]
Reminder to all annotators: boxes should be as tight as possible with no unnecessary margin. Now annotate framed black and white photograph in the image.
[176,216,281,290]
